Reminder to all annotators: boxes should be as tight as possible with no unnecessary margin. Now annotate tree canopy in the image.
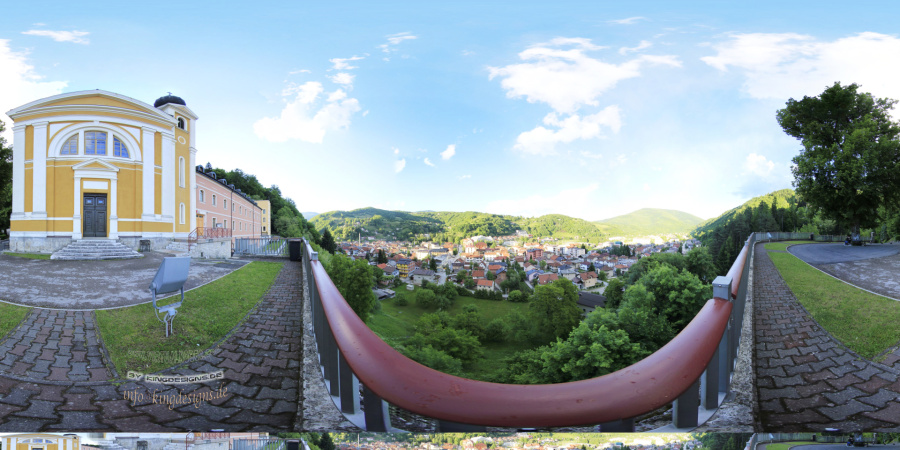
[777,82,900,233]
[0,120,12,238]
[326,254,377,323]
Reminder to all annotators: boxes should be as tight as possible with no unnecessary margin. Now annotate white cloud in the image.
[488,37,680,114]
[514,106,622,155]
[289,69,311,75]
[379,32,417,60]
[22,29,90,44]
[462,50,475,56]
[441,144,456,160]
[487,183,600,218]
[424,158,435,167]
[395,158,407,173]
[744,153,775,176]
[609,17,647,25]
[619,40,652,55]
[702,32,900,103]
[330,55,364,70]
[0,39,67,141]
[329,72,355,86]
[616,154,627,165]
[459,174,471,179]
[253,82,361,143]
[580,151,603,159]
[393,147,400,155]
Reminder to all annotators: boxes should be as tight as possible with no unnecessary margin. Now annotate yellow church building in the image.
[1,434,80,450]
[6,90,198,252]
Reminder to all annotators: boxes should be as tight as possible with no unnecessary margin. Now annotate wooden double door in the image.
[82,194,107,238]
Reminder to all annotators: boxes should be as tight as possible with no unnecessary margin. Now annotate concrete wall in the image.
[190,238,231,259]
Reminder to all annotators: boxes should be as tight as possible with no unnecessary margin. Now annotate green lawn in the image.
[369,285,534,380]
[0,302,31,339]
[3,252,51,259]
[96,261,283,375]
[763,442,817,450]
[769,252,900,359]
[764,240,814,251]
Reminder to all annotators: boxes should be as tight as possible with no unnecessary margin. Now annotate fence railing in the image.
[234,237,288,257]
[760,231,875,243]
[301,235,757,431]
[188,227,232,251]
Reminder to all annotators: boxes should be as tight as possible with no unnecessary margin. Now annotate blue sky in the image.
[3,1,900,221]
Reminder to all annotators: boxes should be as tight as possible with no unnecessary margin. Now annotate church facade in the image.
[7,90,201,252]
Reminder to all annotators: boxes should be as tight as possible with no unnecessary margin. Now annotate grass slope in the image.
[769,251,900,359]
[96,261,283,375]
[0,302,31,340]
[369,286,534,380]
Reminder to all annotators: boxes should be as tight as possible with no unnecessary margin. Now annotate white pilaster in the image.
[11,125,25,219]
[141,126,156,220]
[109,178,119,239]
[31,121,48,218]
[161,131,176,229]
[189,147,197,232]
[73,176,82,239]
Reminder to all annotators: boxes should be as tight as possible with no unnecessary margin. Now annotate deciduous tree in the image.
[327,255,376,322]
[777,82,900,235]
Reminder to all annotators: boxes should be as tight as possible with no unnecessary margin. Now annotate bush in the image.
[416,289,436,309]
[396,296,408,306]
[483,318,507,343]
[435,295,452,310]
[507,290,528,303]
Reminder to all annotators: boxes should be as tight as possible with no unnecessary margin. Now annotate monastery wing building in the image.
[6,90,263,254]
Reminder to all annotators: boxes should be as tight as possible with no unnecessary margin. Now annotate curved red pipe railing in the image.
[307,241,734,427]
[726,244,749,299]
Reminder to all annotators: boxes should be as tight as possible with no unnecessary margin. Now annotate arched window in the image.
[61,134,78,155]
[179,203,185,224]
[200,190,205,203]
[85,131,107,155]
[113,137,129,157]
[177,117,186,129]
[179,157,185,187]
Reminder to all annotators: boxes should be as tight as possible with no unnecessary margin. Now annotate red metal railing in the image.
[188,226,232,251]
[303,236,756,430]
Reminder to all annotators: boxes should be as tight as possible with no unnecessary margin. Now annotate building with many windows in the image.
[6,90,265,253]
[6,90,196,252]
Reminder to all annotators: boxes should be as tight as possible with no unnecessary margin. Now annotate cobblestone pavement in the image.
[0,310,112,382]
[754,243,900,431]
[0,259,301,431]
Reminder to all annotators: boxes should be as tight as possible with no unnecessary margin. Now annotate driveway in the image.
[0,252,249,309]
[787,243,900,300]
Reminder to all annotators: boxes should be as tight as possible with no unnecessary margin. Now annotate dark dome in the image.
[153,94,186,108]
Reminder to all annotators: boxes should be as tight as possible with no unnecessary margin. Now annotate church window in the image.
[85,131,107,155]
[177,117,186,129]
[113,137,129,157]
[61,134,79,155]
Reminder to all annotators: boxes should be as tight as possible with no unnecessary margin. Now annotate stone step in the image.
[51,239,144,260]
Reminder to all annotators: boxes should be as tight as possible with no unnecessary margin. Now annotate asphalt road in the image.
[787,243,900,265]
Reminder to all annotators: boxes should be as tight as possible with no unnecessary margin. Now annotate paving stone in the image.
[862,402,900,425]
[857,389,900,407]
[823,386,867,405]
[828,373,866,390]
[0,416,54,432]
[46,411,107,430]
[819,399,877,421]
[784,394,831,412]
[0,387,37,406]
[14,399,60,419]
[784,363,813,377]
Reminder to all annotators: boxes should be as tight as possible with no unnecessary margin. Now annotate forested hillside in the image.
[309,207,702,243]
[597,208,704,236]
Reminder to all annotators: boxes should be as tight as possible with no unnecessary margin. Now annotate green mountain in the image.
[310,207,702,243]
[596,208,704,236]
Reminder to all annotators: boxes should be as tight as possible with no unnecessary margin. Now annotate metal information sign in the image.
[149,256,191,337]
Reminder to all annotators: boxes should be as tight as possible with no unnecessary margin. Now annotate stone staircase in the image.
[51,239,144,260]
